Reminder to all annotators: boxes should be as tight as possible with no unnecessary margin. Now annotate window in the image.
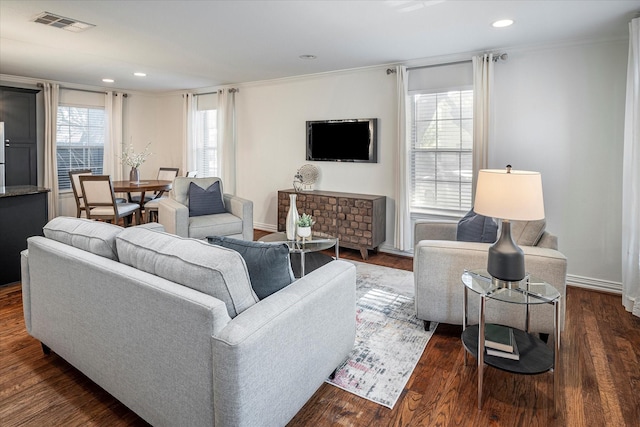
[56,105,105,190]
[410,89,473,214]
[195,109,218,177]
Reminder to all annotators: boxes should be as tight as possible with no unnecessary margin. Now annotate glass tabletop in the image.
[258,231,338,253]
[462,269,560,305]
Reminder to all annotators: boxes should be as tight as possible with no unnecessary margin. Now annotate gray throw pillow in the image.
[208,236,295,300]
[188,181,225,217]
[456,209,498,243]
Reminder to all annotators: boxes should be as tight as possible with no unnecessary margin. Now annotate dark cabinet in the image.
[0,86,39,186]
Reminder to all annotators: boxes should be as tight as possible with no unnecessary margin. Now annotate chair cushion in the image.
[208,236,295,299]
[189,181,225,217]
[116,227,258,318]
[510,219,546,246]
[456,209,498,243]
[43,216,123,260]
[188,213,243,239]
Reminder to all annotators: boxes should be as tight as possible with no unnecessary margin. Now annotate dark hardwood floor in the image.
[1,230,638,426]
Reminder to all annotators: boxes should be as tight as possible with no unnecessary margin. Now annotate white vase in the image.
[286,194,299,240]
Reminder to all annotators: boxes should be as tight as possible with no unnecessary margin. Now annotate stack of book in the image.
[484,324,520,360]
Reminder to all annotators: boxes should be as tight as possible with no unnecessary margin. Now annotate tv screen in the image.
[306,118,378,163]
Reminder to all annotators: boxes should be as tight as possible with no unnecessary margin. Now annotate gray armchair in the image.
[158,177,253,240]
[413,219,567,334]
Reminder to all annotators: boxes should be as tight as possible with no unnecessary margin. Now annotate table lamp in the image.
[473,166,545,287]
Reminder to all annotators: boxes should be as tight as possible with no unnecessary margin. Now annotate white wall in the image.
[123,93,183,178]
[234,67,398,243]
[492,39,628,287]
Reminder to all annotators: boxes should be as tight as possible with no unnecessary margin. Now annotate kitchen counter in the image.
[0,185,50,198]
[0,186,50,285]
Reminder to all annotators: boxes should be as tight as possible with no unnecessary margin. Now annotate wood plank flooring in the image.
[1,230,638,426]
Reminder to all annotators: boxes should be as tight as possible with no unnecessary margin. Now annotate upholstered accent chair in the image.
[413,218,568,334]
[157,177,253,240]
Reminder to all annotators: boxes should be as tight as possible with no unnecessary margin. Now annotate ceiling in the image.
[1,1,638,93]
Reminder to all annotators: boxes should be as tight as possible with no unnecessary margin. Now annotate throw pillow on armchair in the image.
[456,209,498,243]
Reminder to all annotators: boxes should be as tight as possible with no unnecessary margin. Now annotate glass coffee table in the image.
[258,231,339,277]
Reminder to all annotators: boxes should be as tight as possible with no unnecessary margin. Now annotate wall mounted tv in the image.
[306,118,378,163]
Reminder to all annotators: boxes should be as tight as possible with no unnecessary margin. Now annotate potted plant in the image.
[296,213,313,241]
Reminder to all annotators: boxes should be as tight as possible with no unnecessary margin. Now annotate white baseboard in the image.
[566,274,622,294]
[254,228,621,295]
[254,222,277,233]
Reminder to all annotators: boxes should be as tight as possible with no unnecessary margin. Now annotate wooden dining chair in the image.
[69,169,93,218]
[142,167,182,223]
[79,175,141,226]
[130,167,180,204]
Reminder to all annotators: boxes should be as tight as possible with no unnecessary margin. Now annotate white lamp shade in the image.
[473,169,545,220]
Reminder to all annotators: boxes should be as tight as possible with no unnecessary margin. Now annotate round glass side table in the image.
[461,269,561,413]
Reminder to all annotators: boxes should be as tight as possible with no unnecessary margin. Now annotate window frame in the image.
[408,86,474,219]
[194,108,218,178]
[56,104,106,192]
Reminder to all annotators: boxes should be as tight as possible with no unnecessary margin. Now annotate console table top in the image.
[279,189,385,200]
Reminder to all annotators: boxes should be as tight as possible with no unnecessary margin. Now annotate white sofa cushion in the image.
[43,216,123,260]
[116,227,259,317]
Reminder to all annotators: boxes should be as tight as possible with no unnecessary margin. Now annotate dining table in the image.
[112,179,173,210]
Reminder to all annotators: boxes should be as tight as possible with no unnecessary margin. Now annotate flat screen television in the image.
[306,118,378,163]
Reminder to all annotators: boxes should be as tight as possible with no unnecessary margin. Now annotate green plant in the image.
[297,213,313,227]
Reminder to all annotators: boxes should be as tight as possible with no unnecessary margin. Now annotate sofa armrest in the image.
[20,249,31,333]
[212,260,356,427]
[414,219,458,243]
[158,197,189,237]
[414,240,567,334]
[223,193,254,241]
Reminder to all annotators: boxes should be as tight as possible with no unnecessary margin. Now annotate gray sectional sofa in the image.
[21,217,356,427]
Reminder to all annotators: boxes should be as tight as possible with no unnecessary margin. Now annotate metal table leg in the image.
[478,294,486,409]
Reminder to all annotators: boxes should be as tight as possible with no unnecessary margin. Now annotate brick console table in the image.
[277,189,386,260]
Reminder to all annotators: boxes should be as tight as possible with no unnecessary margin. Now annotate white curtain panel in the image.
[394,65,412,251]
[182,93,197,175]
[42,82,59,219]
[622,17,640,318]
[472,53,493,200]
[103,92,124,180]
[217,88,237,195]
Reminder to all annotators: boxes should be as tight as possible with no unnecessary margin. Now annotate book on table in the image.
[487,341,520,360]
[484,324,514,352]
[484,324,520,360]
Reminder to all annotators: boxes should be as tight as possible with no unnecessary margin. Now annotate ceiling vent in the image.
[32,12,95,33]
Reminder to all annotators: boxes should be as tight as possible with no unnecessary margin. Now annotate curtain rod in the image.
[386,53,508,74]
[37,83,128,97]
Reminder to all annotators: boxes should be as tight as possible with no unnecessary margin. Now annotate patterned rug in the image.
[326,261,437,409]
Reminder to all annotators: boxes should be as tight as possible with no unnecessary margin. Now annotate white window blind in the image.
[408,61,473,215]
[56,105,105,190]
[410,90,473,213]
[195,109,218,177]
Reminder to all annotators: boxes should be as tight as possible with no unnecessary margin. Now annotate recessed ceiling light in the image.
[133,72,147,77]
[102,78,114,83]
[492,19,514,28]
[299,54,317,60]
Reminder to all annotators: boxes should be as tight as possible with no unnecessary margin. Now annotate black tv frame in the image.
[306,118,378,163]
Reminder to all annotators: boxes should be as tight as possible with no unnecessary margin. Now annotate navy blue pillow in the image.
[188,181,225,217]
[207,236,295,299]
[456,209,498,243]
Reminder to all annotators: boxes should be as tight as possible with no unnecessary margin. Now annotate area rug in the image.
[326,261,437,409]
